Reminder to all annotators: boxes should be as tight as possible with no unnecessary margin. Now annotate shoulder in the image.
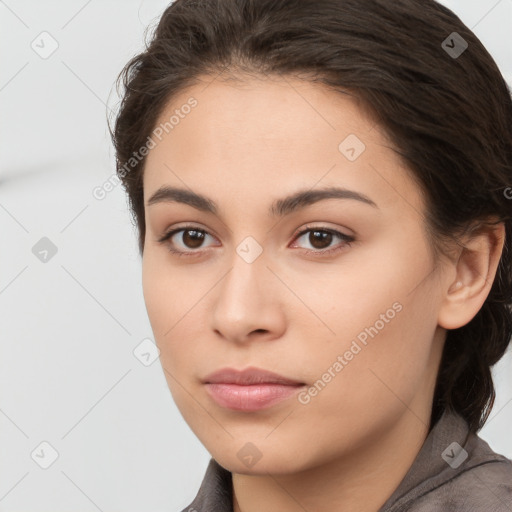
[382,414,512,512]
[411,454,512,511]
[409,443,512,512]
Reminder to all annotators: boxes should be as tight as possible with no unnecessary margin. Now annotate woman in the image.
[109,0,512,510]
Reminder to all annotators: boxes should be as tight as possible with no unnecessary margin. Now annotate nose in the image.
[209,247,286,345]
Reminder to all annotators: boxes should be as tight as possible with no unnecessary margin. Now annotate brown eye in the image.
[158,224,355,259]
[292,226,355,256]
[158,225,216,256]
[306,230,333,250]
[180,229,206,249]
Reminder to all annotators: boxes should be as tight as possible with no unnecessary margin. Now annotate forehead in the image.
[142,75,423,216]
[148,74,383,152]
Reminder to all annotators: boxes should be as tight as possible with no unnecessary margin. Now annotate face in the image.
[141,75,449,475]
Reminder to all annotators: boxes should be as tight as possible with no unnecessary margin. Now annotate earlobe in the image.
[437,222,505,331]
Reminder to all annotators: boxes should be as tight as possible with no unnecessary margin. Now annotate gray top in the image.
[180,410,512,511]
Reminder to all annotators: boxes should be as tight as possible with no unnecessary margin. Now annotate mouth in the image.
[202,366,306,411]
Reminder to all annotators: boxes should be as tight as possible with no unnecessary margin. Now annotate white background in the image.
[1,1,511,510]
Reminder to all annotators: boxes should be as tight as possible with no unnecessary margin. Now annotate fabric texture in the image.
[179,410,512,511]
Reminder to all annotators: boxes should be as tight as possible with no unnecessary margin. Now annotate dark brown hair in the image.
[109,0,512,433]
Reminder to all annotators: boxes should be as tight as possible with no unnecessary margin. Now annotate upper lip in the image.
[203,366,305,386]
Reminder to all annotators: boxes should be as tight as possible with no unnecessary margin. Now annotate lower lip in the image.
[204,383,304,411]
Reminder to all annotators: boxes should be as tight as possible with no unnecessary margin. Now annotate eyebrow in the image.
[146,185,378,217]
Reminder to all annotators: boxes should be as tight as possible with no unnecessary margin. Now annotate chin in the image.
[211,444,313,476]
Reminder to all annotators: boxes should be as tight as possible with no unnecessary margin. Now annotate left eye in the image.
[292,227,355,255]
[158,225,355,257]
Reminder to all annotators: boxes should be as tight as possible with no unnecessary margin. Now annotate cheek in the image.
[141,259,194,413]
[141,251,210,377]
[286,295,438,460]
[142,257,171,337]
[295,239,438,408]
[142,249,193,333]
[141,252,187,360]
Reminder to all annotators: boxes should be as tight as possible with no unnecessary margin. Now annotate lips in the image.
[202,367,306,411]
[203,366,305,386]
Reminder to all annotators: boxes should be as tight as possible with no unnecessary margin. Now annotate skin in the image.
[141,74,505,512]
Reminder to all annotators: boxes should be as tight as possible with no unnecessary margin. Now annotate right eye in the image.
[158,225,218,257]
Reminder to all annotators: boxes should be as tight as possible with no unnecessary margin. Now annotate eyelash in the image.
[157,223,355,259]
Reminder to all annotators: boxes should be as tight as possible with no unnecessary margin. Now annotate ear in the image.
[437,221,505,330]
